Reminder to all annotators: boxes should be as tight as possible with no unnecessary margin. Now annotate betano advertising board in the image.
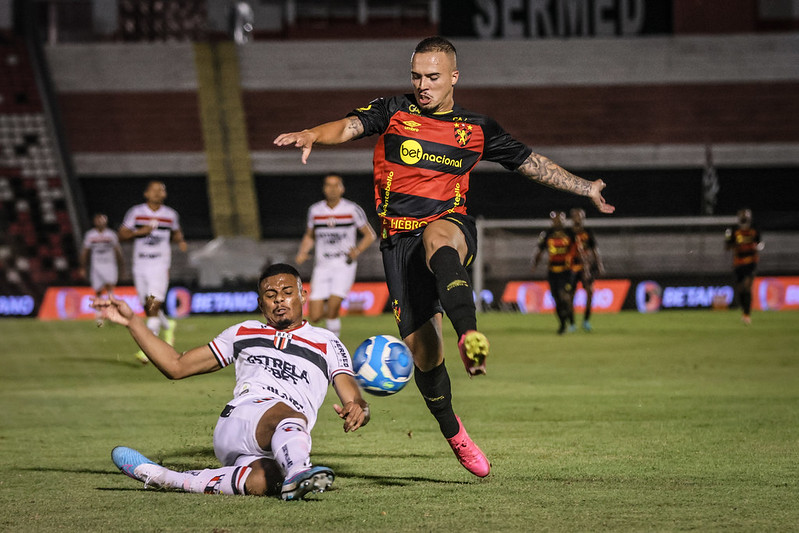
[37,282,390,320]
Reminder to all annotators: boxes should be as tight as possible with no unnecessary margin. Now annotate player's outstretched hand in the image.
[590,179,615,214]
[333,400,370,433]
[91,295,134,326]
[273,130,317,164]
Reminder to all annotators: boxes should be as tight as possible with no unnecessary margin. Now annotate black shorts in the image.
[548,270,573,298]
[381,213,477,338]
[734,263,756,283]
[571,268,595,289]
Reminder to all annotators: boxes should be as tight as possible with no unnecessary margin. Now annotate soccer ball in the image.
[352,335,414,396]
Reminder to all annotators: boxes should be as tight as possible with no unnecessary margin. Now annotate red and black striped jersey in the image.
[349,94,532,238]
[725,226,760,266]
[570,227,597,272]
[538,228,576,273]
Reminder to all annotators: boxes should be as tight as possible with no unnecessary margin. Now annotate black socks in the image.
[414,362,459,439]
[428,246,476,339]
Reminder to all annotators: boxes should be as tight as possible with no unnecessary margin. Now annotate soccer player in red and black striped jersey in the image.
[534,211,577,335]
[569,208,604,332]
[725,208,762,325]
[275,36,614,477]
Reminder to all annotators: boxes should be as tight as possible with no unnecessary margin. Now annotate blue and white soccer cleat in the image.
[111,446,167,489]
[280,466,335,501]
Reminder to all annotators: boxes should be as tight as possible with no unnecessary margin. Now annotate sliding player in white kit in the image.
[80,213,124,327]
[119,180,187,363]
[296,174,376,337]
[94,263,370,500]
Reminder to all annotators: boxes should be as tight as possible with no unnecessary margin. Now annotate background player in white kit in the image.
[295,174,376,337]
[93,263,370,500]
[119,181,187,362]
[79,213,124,327]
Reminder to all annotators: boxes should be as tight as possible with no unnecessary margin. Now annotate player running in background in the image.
[119,180,187,363]
[534,211,577,335]
[724,208,762,325]
[569,208,604,332]
[295,174,376,337]
[274,36,614,477]
[94,263,370,501]
[79,213,124,327]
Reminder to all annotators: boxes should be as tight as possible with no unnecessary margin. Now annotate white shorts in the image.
[90,265,118,292]
[310,262,357,300]
[133,267,169,303]
[213,396,311,468]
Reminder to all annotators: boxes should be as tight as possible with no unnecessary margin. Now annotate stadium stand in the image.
[6,1,797,296]
[0,31,79,297]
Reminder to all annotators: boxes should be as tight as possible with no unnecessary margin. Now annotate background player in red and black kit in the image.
[725,208,762,325]
[569,208,604,332]
[533,211,576,335]
[275,36,614,478]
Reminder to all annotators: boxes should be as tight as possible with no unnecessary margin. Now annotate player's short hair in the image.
[414,36,457,65]
[258,263,302,292]
[323,173,344,184]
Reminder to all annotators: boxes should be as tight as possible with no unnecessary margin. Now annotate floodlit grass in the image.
[1,310,797,532]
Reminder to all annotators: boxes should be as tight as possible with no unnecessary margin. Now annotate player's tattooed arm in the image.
[518,152,591,195]
[274,116,364,164]
[517,152,615,214]
[343,115,364,138]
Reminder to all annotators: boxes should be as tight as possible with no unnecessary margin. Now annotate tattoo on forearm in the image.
[345,116,364,137]
[519,153,592,196]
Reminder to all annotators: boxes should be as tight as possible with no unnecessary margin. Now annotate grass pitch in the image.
[1,310,797,532]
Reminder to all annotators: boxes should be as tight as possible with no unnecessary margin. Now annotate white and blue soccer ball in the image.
[352,335,414,396]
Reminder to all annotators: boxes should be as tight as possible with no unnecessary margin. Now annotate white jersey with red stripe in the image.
[82,228,119,268]
[121,203,181,272]
[306,198,369,265]
[208,319,354,430]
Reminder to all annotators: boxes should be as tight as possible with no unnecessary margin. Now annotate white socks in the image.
[325,318,341,337]
[182,465,252,495]
[158,309,170,330]
[271,418,312,479]
[146,316,161,336]
[150,465,252,495]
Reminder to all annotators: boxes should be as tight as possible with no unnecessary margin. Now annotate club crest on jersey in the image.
[274,331,292,350]
[454,123,472,146]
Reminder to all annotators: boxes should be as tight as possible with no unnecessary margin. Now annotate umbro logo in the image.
[402,120,421,132]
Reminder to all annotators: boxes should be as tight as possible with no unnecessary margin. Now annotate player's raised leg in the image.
[424,220,489,377]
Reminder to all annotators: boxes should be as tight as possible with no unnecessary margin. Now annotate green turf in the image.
[1,310,797,532]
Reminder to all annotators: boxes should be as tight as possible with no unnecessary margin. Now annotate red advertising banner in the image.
[753,276,799,311]
[38,282,391,321]
[501,279,630,314]
[39,286,143,320]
